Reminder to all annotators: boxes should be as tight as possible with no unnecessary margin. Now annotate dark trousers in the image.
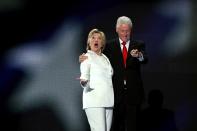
[111,87,140,131]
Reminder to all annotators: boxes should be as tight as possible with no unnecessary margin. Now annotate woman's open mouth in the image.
[94,43,98,47]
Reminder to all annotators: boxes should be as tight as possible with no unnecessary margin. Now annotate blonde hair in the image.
[86,28,106,52]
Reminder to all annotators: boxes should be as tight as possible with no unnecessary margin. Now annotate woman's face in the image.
[89,33,103,54]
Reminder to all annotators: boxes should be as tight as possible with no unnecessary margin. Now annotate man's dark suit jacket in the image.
[104,38,148,106]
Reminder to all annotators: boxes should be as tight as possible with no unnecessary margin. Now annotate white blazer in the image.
[80,50,114,109]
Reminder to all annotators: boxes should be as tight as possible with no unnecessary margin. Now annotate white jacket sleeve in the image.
[80,55,90,88]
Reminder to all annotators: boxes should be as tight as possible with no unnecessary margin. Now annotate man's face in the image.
[116,24,131,42]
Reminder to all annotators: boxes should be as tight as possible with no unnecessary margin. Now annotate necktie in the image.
[122,41,127,67]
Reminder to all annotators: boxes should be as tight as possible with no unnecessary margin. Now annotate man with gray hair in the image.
[104,16,148,131]
[79,16,148,131]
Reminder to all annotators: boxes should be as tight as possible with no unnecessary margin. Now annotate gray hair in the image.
[116,16,132,28]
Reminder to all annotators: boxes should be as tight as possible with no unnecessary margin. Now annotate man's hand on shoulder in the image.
[79,53,88,63]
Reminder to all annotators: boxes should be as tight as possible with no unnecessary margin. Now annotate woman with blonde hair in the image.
[80,29,114,131]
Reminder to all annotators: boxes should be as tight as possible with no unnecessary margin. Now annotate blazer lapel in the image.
[128,40,134,53]
[114,39,125,69]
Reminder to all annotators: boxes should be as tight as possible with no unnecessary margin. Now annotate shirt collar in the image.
[119,38,130,45]
[119,38,130,47]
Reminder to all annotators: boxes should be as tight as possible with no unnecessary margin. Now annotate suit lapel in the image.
[127,40,137,60]
[114,39,125,69]
[128,40,134,53]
